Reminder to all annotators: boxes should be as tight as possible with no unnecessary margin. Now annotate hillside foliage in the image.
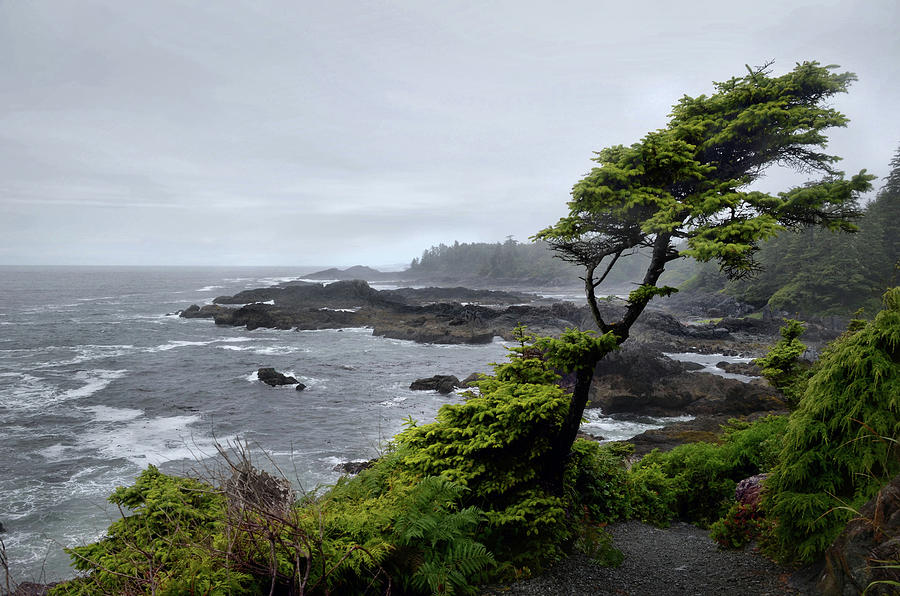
[687,145,900,316]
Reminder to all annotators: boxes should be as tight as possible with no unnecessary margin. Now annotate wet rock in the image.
[179,303,232,319]
[589,345,784,417]
[257,367,299,387]
[818,474,900,596]
[717,361,762,376]
[623,415,735,457]
[295,383,306,391]
[460,372,484,387]
[0,520,5,533]
[410,375,462,394]
[333,460,373,475]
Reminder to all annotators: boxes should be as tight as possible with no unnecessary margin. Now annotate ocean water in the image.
[0,266,683,583]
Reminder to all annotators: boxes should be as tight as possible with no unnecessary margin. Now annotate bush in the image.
[762,288,900,563]
[626,416,788,527]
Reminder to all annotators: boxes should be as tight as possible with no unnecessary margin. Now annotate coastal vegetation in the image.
[41,62,900,594]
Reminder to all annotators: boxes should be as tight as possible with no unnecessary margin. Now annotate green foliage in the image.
[391,476,495,596]
[394,349,573,565]
[690,145,900,316]
[563,440,631,525]
[536,328,619,372]
[627,285,679,306]
[763,288,900,563]
[52,466,253,596]
[537,61,872,290]
[754,319,809,405]
[625,462,682,526]
[626,416,789,527]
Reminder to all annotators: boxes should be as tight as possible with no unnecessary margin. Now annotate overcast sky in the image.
[1,0,898,267]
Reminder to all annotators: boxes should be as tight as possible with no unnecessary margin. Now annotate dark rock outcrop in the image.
[818,474,900,596]
[623,415,735,457]
[410,375,462,394]
[333,460,373,475]
[257,368,299,387]
[460,372,483,387]
[716,361,762,376]
[295,383,306,391]
[588,345,784,417]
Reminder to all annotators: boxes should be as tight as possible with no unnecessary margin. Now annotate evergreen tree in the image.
[535,61,873,488]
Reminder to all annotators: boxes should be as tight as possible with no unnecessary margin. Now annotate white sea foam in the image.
[82,404,143,422]
[0,369,127,410]
[146,339,218,352]
[81,413,225,466]
[196,285,224,292]
[246,370,260,382]
[35,344,137,367]
[663,352,757,382]
[580,409,694,441]
[256,276,300,287]
[37,443,76,461]
[378,395,410,407]
[64,369,129,400]
[219,344,309,356]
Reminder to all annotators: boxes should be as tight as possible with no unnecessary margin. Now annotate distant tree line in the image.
[685,145,900,316]
[407,238,651,287]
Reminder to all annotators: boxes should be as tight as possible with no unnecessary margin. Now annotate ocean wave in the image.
[256,276,300,287]
[580,409,694,442]
[145,339,219,352]
[196,285,224,292]
[80,413,228,466]
[0,369,128,410]
[378,395,410,407]
[82,404,144,423]
[219,344,310,355]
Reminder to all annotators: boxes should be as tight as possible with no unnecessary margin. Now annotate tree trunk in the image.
[542,357,601,492]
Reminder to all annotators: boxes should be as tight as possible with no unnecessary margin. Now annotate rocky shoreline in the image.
[179,278,844,458]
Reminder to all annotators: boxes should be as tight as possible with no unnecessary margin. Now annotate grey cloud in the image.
[1,0,898,266]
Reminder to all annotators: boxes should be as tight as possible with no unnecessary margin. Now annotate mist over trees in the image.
[407,239,659,288]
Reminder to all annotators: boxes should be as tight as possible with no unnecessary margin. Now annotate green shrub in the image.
[626,461,681,526]
[763,288,900,563]
[753,319,809,406]
[51,466,254,596]
[626,416,788,527]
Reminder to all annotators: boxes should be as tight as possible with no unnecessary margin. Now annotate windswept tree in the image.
[534,61,873,485]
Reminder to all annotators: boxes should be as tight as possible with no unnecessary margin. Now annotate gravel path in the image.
[480,521,814,596]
